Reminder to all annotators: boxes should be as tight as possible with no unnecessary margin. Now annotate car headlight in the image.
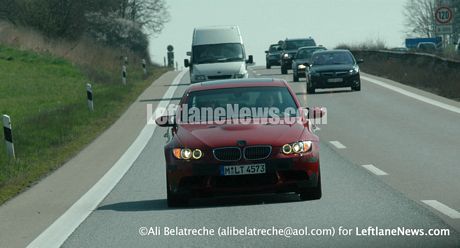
[281,141,312,155]
[349,67,359,75]
[298,64,306,69]
[283,53,290,59]
[194,75,206,81]
[173,148,203,160]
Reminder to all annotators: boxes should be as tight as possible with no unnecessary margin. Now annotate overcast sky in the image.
[149,0,406,66]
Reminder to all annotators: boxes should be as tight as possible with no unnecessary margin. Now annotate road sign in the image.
[436,25,453,34]
[435,7,453,24]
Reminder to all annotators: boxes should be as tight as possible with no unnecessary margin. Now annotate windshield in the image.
[285,40,316,50]
[192,43,244,64]
[311,51,354,65]
[269,45,280,52]
[183,87,299,122]
[296,48,326,59]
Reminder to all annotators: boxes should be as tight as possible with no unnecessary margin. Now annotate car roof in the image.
[285,38,314,41]
[313,49,350,54]
[188,78,288,92]
[297,46,325,51]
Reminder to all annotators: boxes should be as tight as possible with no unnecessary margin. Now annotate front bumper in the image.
[310,73,360,89]
[294,68,307,77]
[267,55,281,65]
[166,149,320,197]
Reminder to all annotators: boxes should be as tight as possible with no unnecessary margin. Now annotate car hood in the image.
[192,62,244,76]
[175,120,310,148]
[284,50,298,56]
[293,59,310,65]
[310,64,355,72]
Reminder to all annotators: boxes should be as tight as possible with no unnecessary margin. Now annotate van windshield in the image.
[192,43,244,64]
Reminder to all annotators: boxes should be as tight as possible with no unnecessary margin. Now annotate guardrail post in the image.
[86,83,94,111]
[2,114,15,159]
[142,59,147,75]
[122,65,127,85]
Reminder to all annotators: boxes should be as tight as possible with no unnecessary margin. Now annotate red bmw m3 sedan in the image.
[156,78,324,207]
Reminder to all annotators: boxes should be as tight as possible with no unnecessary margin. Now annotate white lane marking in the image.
[361,164,388,176]
[329,141,346,149]
[27,70,188,248]
[422,200,460,219]
[362,76,460,115]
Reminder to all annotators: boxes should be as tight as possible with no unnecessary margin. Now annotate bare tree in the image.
[118,0,170,35]
[404,0,436,37]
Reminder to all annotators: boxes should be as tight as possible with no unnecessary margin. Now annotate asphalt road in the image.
[58,68,460,247]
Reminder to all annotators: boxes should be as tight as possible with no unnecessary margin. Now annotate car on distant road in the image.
[156,78,324,207]
[265,44,281,69]
[280,38,316,74]
[416,42,437,53]
[292,46,326,82]
[307,49,363,93]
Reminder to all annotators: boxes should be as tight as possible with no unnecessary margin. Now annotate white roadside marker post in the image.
[86,83,94,111]
[122,65,127,85]
[142,59,147,75]
[2,114,15,159]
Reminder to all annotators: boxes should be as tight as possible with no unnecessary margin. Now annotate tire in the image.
[281,65,288,74]
[266,61,271,69]
[167,182,188,207]
[352,80,361,91]
[299,174,322,201]
[293,73,299,82]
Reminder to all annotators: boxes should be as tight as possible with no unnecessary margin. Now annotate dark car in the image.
[265,44,281,69]
[280,38,316,74]
[156,78,324,207]
[307,49,363,93]
[292,46,326,82]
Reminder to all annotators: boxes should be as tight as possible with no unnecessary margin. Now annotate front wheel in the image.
[266,62,271,69]
[293,73,299,82]
[299,174,322,201]
[167,182,188,207]
[352,80,361,91]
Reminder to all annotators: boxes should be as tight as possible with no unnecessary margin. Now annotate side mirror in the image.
[246,55,254,64]
[357,58,364,64]
[155,115,176,127]
[186,51,192,56]
[184,59,190,68]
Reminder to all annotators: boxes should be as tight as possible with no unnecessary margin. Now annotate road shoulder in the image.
[0,70,180,248]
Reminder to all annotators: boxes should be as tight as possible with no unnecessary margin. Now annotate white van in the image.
[184,26,253,83]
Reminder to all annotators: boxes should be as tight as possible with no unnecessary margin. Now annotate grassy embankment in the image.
[0,44,167,204]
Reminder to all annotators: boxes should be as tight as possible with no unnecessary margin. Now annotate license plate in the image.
[220,164,266,176]
[327,78,343,83]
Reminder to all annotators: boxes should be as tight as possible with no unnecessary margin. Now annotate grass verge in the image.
[0,44,167,204]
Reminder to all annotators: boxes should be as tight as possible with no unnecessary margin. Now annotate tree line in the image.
[0,0,169,55]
